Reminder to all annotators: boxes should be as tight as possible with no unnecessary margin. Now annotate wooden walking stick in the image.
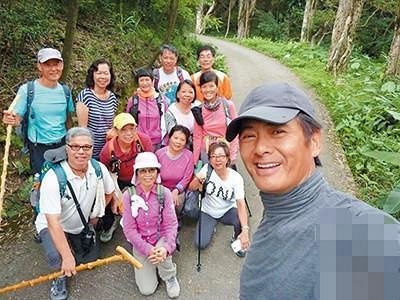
[0,94,20,225]
[0,246,143,295]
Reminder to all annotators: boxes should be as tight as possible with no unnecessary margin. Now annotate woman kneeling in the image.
[189,142,249,257]
[122,152,180,298]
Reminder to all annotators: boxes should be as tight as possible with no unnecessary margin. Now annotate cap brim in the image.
[39,56,63,63]
[226,107,299,141]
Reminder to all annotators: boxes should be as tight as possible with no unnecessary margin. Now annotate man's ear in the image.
[310,129,322,158]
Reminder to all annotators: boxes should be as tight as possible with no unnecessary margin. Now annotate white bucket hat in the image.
[131,152,161,184]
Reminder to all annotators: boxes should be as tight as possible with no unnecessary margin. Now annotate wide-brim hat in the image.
[131,152,161,184]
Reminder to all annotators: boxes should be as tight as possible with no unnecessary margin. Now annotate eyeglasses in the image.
[210,154,227,160]
[138,168,157,174]
[67,144,93,152]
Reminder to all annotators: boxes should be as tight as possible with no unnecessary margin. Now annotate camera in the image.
[81,224,96,253]
[109,157,121,174]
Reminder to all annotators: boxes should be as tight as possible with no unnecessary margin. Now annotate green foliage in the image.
[233,37,400,218]
[252,11,286,40]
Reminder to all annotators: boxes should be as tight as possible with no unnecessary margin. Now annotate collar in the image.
[136,184,158,197]
[136,88,156,99]
[260,170,325,216]
[62,160,96,180]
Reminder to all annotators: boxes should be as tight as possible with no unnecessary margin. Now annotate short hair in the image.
[85,58,116,91]
[197,44,216,60]
[176,79,196,103]
[199,70,218,87]
[168,125,191,144]
[135,67,153,82]
[296,112,322,166]
[159,44,178,57]
[208,141,231,167]
[66,127,93,144]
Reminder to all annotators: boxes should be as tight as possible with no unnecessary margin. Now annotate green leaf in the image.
[350,62,360,69]
[383,185,400,214]
[381,81,396,93]
[387,110,400,121]
[363,151,400,166]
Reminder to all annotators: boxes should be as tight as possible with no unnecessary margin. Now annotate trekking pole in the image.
[0,246,142,295]
[0,95,20,225]
[196,189,203,272]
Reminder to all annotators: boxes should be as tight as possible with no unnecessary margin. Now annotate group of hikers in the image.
[2,43,399,300]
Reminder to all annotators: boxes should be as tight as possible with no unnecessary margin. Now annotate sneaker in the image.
[165,276,180,299]
[100,217,120,243]
[49,276,68,300]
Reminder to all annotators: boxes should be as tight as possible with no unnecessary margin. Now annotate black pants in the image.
[28,137,65,174]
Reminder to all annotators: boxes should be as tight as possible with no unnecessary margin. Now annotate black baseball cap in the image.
[226,82,318,141]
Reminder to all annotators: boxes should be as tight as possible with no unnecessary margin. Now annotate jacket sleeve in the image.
[125,97,133,113]
[221,75,233,100]
[227,101,238,162]
[175,151,194,193]
[159,187,178,255]
[139,132,154,152]
[122,191,153,257]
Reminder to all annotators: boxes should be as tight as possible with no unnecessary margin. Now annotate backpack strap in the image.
[50,162,68,198]
[176,66,184,82]
[222,98,231,126]
[61,83,71,117]
[21,80,35,150]
[153,68,160,91]
[156,93,164,117]
[66,180,90,230]
[191,105,204,126]
[90,158,103,179]
[128,185,137,197]
[129,94,140,124]
[156,184,164,240]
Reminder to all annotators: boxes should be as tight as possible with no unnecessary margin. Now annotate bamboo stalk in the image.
[0,94,20,225]
[0,246,142,295]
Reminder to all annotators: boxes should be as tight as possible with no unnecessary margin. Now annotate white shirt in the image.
[168,103,195,133]
[156,67,190,105]
[198,164,245,218]
[35,160,115,234]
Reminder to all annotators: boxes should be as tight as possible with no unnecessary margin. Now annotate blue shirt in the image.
[13,80,74,144]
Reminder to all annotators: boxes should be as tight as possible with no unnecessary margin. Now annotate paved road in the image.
[0,36,356,300]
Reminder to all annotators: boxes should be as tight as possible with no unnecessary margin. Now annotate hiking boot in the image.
[49,276,68,300]
[33,232,42,243]
[165,276,180,299]
[100,217,120,243]
[235,249,246,258]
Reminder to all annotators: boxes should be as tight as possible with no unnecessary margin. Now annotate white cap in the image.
[37,48,63,63]
[131,152,161,184]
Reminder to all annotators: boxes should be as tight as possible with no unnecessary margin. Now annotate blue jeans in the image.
[194,207,241,249]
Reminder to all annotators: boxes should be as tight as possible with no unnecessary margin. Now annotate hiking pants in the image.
[194,207,241,249]
[39,228,100,270]
[132,238,177,296]
[28,138,65,174]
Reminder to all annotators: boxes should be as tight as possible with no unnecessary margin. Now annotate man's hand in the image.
[239,229,250,252]
[2,110,19,126]
[61,254,76,277]
[111,194,120,215]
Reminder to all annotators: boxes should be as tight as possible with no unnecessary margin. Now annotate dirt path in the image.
[0,36,356,300]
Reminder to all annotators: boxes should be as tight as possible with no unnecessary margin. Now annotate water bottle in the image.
[30,173,40,208]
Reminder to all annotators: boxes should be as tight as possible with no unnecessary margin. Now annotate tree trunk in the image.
[326,0,365,75]
[225,0,237,38]
[61,0,79,82]
[148,0,179,67]
[385,16,400,77]
[237,0,257,39]
[164,0,179,44]
[300,0,317,43]
[195,0,204,34]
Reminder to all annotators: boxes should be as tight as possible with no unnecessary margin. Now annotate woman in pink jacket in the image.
[122,152,180,298]
[192,71,238,166]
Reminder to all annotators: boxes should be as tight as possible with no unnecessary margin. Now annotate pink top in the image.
[125,94,168,146]
[122,184,178,257]
[192,100,239,163]
[155,147,194,193]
